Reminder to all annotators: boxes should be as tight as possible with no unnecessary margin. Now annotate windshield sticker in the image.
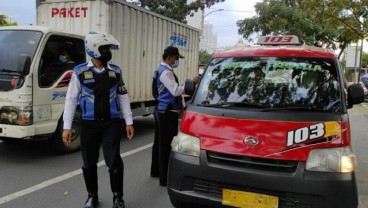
[222,61,260,69]
[286,121,340,147]
[268,61,322,72]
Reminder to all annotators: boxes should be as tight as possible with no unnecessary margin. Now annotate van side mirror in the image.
[17,54,31,76]
[184,79,196,96]
[347,83,364,106]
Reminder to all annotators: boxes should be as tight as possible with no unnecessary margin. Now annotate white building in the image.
[185,1,219,53]
[200,23,218,53]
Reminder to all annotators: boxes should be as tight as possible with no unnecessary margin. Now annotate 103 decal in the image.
[287,123,325,147]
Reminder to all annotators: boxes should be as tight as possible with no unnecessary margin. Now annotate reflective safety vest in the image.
[74,63,122,120]
[155,64,183,111]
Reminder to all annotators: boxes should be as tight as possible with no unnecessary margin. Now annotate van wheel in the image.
[170,200,190,208]
[52,111,81,153]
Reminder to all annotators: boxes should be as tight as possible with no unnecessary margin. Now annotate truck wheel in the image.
[52,111,81,153]
[0,138,18,143]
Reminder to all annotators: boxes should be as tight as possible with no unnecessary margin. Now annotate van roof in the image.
[0,25,84,38]
[213,45,336,59]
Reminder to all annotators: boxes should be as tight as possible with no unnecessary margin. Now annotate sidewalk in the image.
[352,102,368,116]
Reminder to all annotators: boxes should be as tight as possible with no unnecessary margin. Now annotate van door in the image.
[33,34,85,136]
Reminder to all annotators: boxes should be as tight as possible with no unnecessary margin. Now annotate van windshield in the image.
[0,30,42,74]
[194,57,342,112]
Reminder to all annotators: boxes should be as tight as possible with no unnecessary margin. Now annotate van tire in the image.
[52,111,81,154]
[170,200,190,208]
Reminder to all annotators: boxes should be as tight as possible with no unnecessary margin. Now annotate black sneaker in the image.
[112,194,125,208]
[84,194,98,208]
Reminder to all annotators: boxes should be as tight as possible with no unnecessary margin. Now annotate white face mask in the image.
[59,55,67,63]
[172,60,179,68]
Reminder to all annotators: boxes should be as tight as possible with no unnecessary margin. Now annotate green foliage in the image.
[236,0,368,59]
[199,50,213,65]
[128,0,225,23]
[362,52,368,68]
[0,14,17,27]
[0,15,7,26]
[236,0,339,48]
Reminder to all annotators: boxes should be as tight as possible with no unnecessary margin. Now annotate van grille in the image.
[193,179,317,208]
[207,151,298,173]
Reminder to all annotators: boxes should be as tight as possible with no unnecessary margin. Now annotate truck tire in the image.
[52,111,81,153]
[0,137,18,143]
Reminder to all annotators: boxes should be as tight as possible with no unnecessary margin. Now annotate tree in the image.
[236,0,340,48]
[235,0,367,59]
[0,14,17,27]
[301,0,368,58]
[362,52,368,69]
[127,0,225,23]
[199,50,212,65]
[0,15,6,26]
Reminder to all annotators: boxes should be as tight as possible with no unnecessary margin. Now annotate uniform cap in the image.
[163,46,185,58]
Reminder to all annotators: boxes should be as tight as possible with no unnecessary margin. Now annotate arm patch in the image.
[117,79,128,95]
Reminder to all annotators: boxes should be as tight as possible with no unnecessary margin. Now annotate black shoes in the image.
[84,194,98,208]
[112,193,125,208]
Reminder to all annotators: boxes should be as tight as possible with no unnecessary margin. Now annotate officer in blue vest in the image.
[151,46,199,186]
[62,31,134,208]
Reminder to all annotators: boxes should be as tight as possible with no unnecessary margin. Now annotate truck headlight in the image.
[0,106,33,125]
[306,147,356,173]
[171,131,200,157]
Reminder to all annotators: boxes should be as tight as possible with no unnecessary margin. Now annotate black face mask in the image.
[98,51,112,66]
[98,45,112,66]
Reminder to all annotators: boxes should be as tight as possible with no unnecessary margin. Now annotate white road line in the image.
[0,143,153,205]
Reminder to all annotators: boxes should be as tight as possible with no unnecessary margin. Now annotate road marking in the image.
[0,143,153,205]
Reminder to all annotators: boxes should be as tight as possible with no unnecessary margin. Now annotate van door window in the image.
[194,57,341,112]
[39,35,85,87]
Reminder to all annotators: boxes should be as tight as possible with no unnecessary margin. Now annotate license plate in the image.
[222,189,279,208]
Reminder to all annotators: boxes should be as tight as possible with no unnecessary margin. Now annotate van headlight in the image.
[171,131,200,157]
[0,106,33,125]
[306,147,356,173]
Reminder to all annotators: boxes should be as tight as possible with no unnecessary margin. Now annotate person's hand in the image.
[192,75,201,84]
[126,125,134,139]
[62,129,72,145]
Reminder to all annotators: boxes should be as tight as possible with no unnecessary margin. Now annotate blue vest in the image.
[74,63,122,120]
[156,64,183,111]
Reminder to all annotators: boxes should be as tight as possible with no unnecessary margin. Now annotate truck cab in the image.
[168,36,364,208]
[0,26,85,152]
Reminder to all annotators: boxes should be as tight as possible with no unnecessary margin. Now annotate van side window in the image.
[39,35,85,87]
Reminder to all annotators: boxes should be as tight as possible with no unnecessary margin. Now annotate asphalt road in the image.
[0,107,368,208]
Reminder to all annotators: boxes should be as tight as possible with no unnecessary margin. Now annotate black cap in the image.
[163,46,185,58]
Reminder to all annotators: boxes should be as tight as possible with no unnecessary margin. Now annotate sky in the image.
[0,0,260,48]
[203,0,261,47]
[0,0,36,26]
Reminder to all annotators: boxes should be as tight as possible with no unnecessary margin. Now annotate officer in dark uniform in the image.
[62,31,134,208]
[151,46,199,186]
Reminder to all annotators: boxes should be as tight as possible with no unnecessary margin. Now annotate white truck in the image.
[0,0,200,153]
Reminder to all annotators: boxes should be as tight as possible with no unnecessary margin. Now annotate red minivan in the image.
[168,36,364,208]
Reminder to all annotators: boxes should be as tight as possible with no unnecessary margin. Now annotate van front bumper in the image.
[0,124,35,139]
[168,150,358,208]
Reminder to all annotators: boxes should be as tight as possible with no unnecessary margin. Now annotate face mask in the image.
[98,51,112,66]
[172,60,179,68]
[59,55,67,63]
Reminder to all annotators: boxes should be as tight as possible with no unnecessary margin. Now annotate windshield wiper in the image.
[197,102,266,109]
[261,106,327,112]
[0,68,21,74]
